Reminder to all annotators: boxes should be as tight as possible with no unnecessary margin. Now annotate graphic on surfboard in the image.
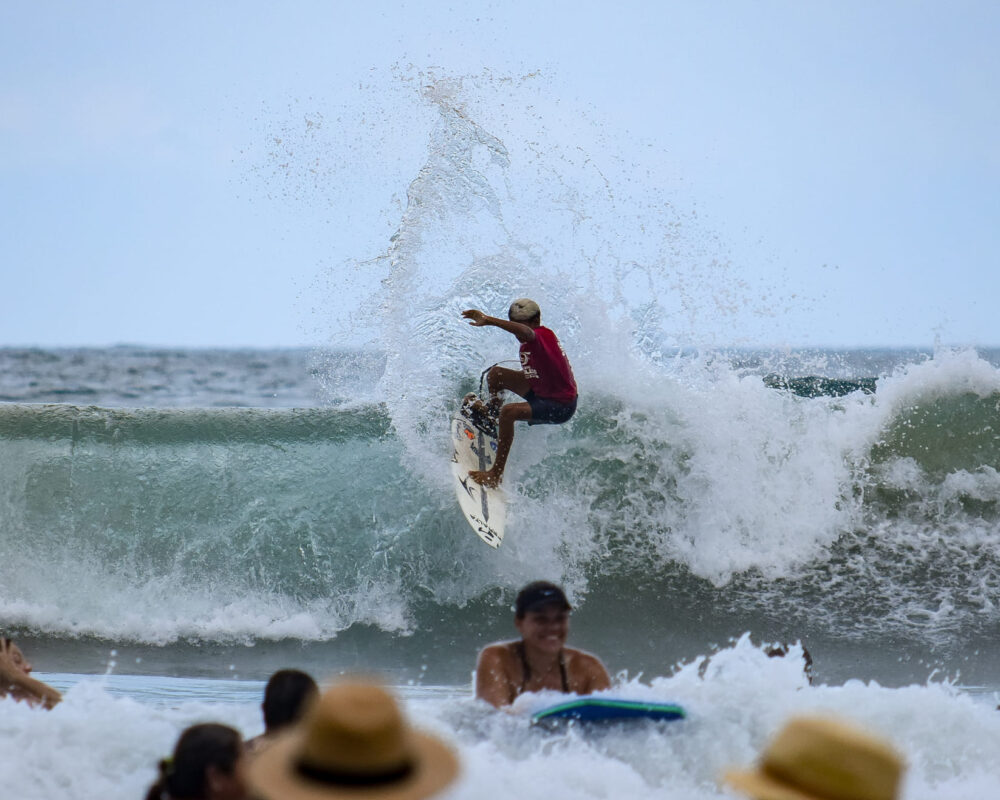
[450,394,506,548]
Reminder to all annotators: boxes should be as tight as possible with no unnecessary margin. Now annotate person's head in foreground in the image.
[145,723,247,800]
[248,679,459,800]
[263,668,320,734]
[246,668,321,754]
[724,714,905,800]
[2,637,31,673]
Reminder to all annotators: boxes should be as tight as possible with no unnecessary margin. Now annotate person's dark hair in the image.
[262,669,319,732]
[144,723,242,800]
[765,642,814,685]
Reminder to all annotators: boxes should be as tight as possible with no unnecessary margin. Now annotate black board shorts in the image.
[526,391,577,426]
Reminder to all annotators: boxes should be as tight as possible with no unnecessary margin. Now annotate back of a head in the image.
[263,669,319,732]
[145,723,242,800]
[508,298,541,324]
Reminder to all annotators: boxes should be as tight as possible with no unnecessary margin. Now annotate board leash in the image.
[478,361,520,396]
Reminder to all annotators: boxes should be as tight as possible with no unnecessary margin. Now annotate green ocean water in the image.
[3,347,1000,689]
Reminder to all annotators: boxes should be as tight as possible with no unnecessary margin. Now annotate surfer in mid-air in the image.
[461,299,577,488]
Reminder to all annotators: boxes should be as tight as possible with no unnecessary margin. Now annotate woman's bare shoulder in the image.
[563,645,604,664]
[477,639,520,662]
[564,647,612,688]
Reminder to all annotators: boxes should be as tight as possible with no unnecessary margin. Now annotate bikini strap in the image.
[517,641,531,692]
[516,641,569,694]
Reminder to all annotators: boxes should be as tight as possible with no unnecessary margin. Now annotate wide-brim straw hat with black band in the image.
[723,715,904,800]
[248,681,459,800]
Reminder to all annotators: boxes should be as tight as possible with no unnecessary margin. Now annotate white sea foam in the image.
[3,637,998,800]
[0,555,415,644]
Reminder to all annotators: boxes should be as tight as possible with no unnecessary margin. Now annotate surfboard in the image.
[531,697,686,726]
[450,396,506,548]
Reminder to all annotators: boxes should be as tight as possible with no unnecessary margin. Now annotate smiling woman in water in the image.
[475,581,611,708]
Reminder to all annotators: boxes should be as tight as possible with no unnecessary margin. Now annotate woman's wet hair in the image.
[144,723,242,800]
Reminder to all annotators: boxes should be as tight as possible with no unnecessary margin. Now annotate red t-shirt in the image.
[519,326,577,402]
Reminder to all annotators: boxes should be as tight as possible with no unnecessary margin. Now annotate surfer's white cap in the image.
[508,298,540,322]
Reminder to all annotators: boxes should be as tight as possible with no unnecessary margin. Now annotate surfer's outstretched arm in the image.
[461,309,535,343]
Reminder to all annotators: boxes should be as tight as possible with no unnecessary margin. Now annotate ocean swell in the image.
[2,349,1000,655]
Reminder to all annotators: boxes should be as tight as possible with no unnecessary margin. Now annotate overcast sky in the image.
[2,1,998,348]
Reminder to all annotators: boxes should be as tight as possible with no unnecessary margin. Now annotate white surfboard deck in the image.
[450,403,506,548]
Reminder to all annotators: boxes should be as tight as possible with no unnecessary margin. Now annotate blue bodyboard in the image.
[531,697,686,725]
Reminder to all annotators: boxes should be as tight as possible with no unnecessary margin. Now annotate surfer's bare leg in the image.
[470,401,531,488]
[483,366,532,415]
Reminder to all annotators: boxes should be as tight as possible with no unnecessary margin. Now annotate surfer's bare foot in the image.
[462,394,500,418]
[461,396,500,437]
[463,397,489,416]
[469,469,502,488]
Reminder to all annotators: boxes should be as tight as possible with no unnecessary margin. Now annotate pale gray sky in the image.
[2,1,998,347]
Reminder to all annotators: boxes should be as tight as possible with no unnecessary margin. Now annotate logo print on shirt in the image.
[520,350,539,380]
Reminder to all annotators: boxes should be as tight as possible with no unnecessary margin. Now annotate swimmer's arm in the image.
[0,641,61,709]
[461,310,536,343]
[475,646,515,708]
[10,674,62,709]
[576,652,612,695]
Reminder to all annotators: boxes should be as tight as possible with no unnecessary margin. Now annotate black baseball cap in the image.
[515,581,572,617]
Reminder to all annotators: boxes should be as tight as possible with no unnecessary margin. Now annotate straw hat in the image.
[723,716,904,800]
[248,681,459,800]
